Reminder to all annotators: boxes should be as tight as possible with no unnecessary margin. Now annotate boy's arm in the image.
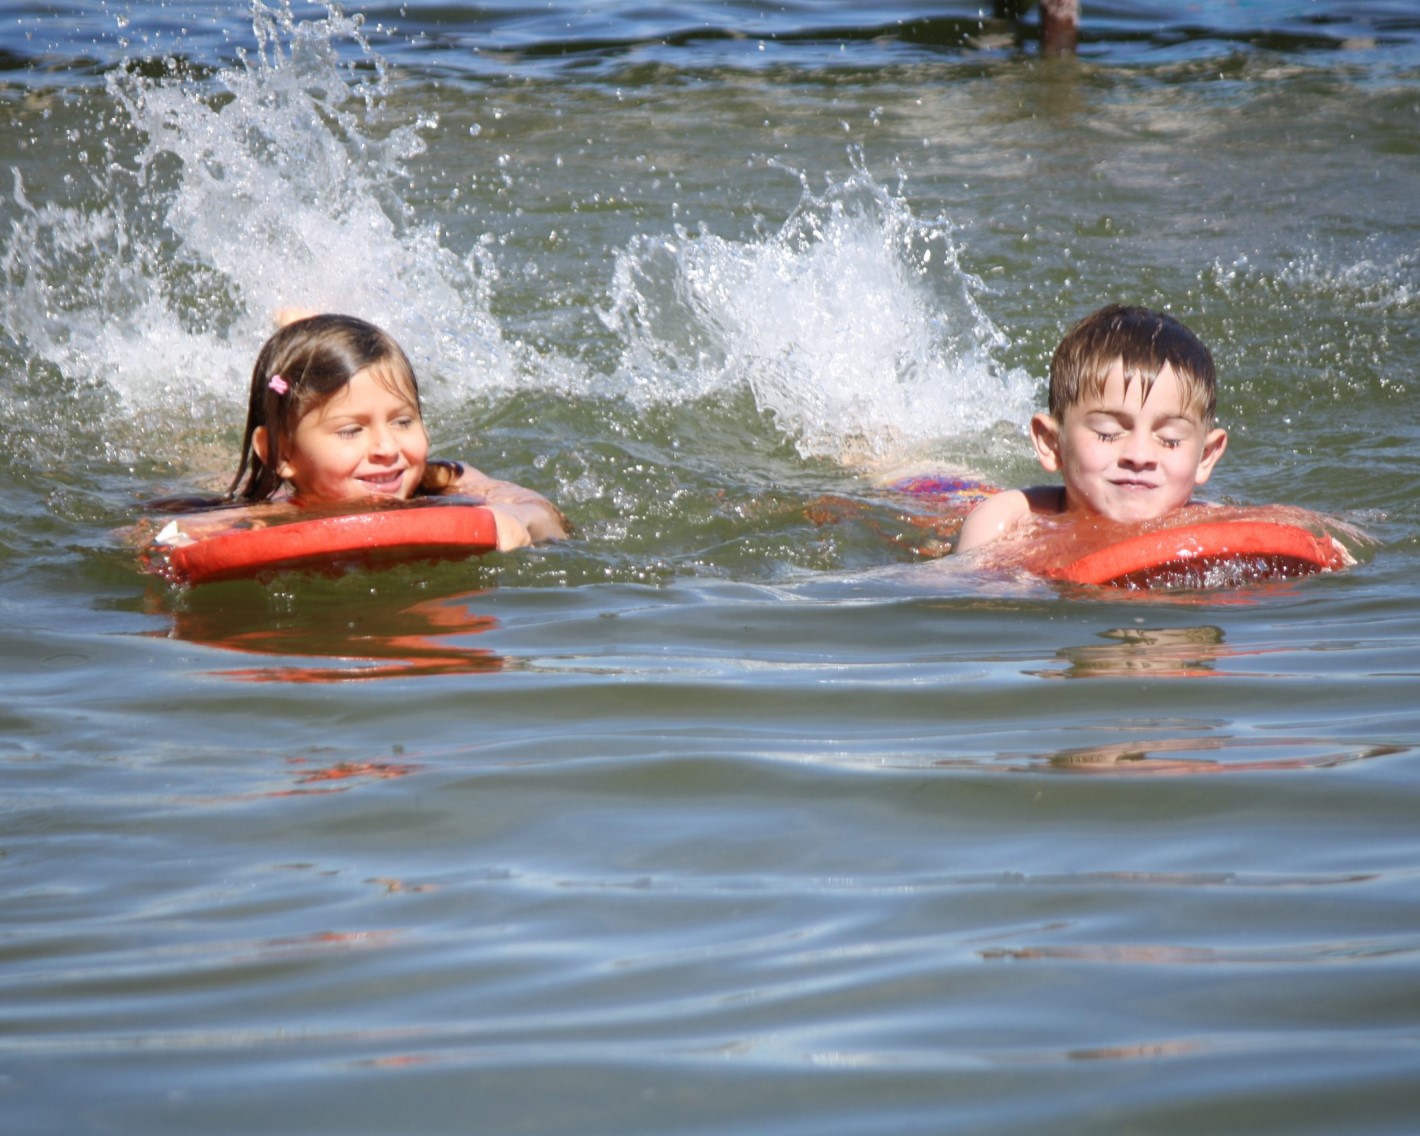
[954,489,1031,554]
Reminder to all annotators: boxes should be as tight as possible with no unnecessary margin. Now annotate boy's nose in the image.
[1119,432,1157,467]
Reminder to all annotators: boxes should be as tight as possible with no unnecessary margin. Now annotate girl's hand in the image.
[485,507,534,552]
[273,306,318,328]
[429,461,569,544]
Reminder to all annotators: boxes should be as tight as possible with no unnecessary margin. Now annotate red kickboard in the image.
[158,504,500,585]
[1053,519,1347,587]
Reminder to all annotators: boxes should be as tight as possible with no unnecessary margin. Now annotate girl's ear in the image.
[1193,426,1228,486]
[252,426,294,479]
[1029,412,1064,473]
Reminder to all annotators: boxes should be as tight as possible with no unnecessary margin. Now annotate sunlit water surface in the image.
[3,2,1420,1133]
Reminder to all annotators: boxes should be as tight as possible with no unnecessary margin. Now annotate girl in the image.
[156,313,567,550]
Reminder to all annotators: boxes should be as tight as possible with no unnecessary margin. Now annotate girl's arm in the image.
[426,461,569,549]
[127,500,299,549]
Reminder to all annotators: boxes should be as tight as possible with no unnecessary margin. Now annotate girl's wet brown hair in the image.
[1048,304,1218,423]
[227,314,422,502]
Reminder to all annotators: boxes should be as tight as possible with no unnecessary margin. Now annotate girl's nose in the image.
[368,424,397,458]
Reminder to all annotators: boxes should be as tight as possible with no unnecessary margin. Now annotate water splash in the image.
[0,1,510,418]
[1209,247,1419,314]
[1,3,1040,480]
[599,160,1036,466]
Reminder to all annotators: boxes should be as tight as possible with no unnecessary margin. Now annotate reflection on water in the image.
[911,711,1408,774]
[148,587,505,682]
[1039,736,1406,775]
[278,757,423,791]
[1034,625,1232,679]
[983,937,1420,964]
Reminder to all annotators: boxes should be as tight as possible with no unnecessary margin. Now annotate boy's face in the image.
[1030,359,1227,524]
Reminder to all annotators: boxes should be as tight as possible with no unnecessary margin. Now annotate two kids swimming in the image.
[158,302,1294,571]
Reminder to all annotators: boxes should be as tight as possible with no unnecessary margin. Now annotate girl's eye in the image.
[336,426,361,439]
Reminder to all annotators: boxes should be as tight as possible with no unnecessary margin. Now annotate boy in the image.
[954,304,1229,554]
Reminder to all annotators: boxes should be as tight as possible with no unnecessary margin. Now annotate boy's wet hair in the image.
[227,314,421,502]
[1048,304,1217,422]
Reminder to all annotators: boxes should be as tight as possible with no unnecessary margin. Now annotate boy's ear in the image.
[1193,426,1228,486]
[1029,412,1064,473]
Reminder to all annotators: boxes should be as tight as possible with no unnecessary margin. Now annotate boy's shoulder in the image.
[955,484,1066,554]
[1020,484,1067,514]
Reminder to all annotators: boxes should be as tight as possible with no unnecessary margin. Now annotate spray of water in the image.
[599,158,1036,466]
[0,0,511,421]
[2,2,1036,480]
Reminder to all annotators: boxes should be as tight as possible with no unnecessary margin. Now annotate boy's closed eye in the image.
[1086,415,1128,442]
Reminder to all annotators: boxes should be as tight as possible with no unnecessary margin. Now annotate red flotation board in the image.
[1049,518,1349,588]
[148,502,500,585]
[884,475,1352,589]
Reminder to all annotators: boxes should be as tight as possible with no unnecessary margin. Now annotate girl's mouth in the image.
[359,469,407,494]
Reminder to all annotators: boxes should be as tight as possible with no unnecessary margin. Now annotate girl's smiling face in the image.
[274,363,429,503]
[1031,359,1228,524]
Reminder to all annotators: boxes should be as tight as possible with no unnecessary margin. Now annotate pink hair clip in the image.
[268,374,290,396]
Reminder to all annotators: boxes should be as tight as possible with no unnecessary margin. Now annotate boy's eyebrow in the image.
[1082,407,1201,425]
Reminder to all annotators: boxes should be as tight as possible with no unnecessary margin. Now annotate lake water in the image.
[3,2,1420,1132]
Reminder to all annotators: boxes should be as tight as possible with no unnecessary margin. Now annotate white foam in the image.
[1,1,513,416]
[3,3,1037,475]
[600,161,1036,466]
